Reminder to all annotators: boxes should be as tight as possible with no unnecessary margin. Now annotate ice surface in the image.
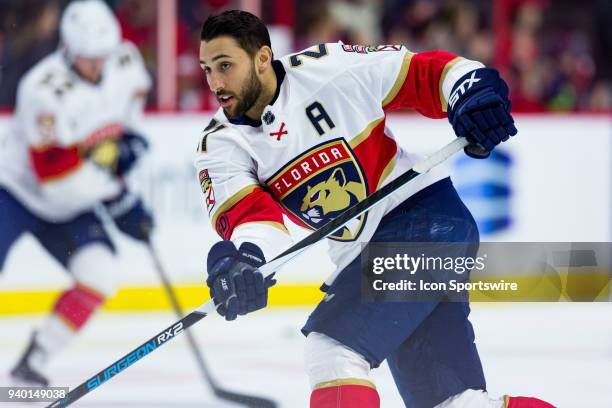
[1,303,611,407]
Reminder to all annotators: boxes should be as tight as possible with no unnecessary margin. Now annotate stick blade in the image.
[214,388,278,407]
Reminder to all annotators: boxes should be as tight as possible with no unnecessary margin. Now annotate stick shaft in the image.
[47,311,206,408]
[148,245,217,385]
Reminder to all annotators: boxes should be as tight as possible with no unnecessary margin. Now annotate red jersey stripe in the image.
[214,187,287,240]
[29,144,82,182]
[351,118,397,193]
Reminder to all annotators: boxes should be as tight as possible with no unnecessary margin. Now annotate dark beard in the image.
[224,63,262,119]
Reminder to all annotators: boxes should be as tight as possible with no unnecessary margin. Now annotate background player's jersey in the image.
[0,42,150,222]
[194,42,483,282]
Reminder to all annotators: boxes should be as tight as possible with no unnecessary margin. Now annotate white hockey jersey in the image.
[194,43,483,283]
[0,42,150,222]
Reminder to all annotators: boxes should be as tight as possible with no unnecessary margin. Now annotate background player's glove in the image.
[206,241,276,321]
[447,68,517,159]
[87,131,149,176]
[114,131,149,177]
[104,189,153,242]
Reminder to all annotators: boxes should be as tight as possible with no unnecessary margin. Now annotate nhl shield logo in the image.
[262,110,275,125]
[266,139,368,241]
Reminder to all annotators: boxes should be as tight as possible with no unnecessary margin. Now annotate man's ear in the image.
[256,46,273,73]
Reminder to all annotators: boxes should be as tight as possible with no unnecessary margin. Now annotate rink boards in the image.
[0,114,610,313]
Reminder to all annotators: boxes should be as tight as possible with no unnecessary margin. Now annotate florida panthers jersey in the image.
[194,43,483,282]
[0,42,150,222]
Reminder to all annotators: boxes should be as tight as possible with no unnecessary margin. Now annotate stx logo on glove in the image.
[220,277,229,291]
[448,71,481,109]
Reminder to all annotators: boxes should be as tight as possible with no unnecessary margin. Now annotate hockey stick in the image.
[47,137,468,408]
[147,243,278,407]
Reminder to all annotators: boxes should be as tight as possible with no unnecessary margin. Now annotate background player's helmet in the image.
[60,0,121,59]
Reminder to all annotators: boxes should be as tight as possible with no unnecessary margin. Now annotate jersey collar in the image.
[227,115,262,127]
[269,59,286,106]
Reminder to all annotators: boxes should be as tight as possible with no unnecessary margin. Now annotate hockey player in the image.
[0,0,153,386]
[195,10,555,408]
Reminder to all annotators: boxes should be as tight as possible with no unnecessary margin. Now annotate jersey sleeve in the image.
[16,80,122,213]
[333,43,484,118]
[194,123,290,261]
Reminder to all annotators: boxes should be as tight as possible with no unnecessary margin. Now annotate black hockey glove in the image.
[87,131,149,177]
[206,241,276,321]
[114,131,149,177]
[447,68,517,159]
[104,189,154,242]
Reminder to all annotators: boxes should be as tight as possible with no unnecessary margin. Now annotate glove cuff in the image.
[238,242,266,267]
[207,240,238,272]
[447,68,506,119]
[104,189,139,218]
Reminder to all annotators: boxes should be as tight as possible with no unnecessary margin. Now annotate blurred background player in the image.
[0,0,153,386]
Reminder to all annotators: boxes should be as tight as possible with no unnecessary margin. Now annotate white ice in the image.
[1,303,611,407]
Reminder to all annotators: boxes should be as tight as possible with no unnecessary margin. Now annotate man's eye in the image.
[221,63,231,71]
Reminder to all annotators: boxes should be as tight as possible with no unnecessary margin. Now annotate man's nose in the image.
[208,74,224,93]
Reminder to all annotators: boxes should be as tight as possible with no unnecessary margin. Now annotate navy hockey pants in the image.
[0,188,114,271]
[302,177,486,408]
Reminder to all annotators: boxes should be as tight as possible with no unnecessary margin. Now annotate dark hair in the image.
[201,10,271,57]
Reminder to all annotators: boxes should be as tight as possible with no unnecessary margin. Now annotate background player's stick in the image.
[47,136,468,408]
[147,243,278,408]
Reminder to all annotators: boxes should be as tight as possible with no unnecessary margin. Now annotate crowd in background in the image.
[1,0,610,112]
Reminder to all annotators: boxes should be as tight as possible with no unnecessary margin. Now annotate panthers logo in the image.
[266,139,368,241]
[300,168,365,239]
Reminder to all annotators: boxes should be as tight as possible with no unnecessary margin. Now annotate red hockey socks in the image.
[53,284,105,329]
[310,381,380,408]
[27,284,106,372]
[505,395,557,408]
